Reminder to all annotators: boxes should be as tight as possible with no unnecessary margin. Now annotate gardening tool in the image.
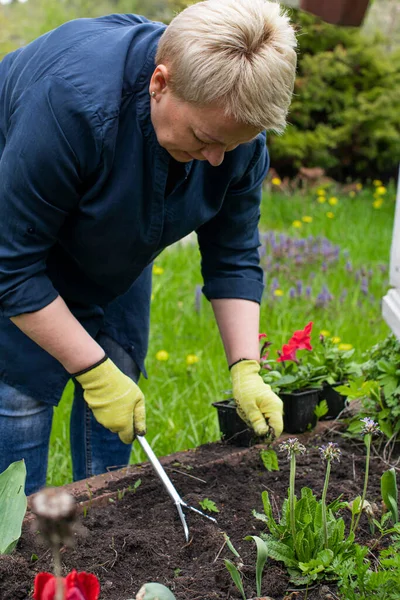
[136,435,217,542]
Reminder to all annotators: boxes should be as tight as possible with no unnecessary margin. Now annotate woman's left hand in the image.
[230,359,283,438]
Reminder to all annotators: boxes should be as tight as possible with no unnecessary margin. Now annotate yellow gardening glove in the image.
[74,357,146,444]
[230,359,283,438]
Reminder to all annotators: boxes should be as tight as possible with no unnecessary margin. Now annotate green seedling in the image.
[199,498,219,513]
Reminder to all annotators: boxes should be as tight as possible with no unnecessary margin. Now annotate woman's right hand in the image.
[74,357,146,444]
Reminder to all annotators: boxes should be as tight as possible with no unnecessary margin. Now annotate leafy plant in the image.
[253,439,354,585]
[337,542,400,600]
[268,9,400,181]
[306,334,359,385]
[198,498,219,513]
[0,460,27,554]
[260,322,326,393]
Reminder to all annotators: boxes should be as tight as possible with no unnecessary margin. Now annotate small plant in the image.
[253,438,355,585]
[260,322,326,393]
[350,418,381,535]
[306,334,359,385]
[198,498,219,513]
[223,532,268,600]
[337,542,400,600]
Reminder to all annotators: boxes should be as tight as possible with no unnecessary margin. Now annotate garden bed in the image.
[0,423,391,600]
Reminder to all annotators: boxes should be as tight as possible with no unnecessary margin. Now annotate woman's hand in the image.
[74,357,146,443]
[230,359,283,438]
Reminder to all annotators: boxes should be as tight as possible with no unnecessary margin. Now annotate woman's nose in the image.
[201,146,225,167]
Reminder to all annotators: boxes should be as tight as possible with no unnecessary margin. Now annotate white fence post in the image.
[382,165,400,338]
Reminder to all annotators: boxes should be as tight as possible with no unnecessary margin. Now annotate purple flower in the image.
[195,285,202,313]
[279,438,307,460]
[360,417,381,436]
[319,443,341,462]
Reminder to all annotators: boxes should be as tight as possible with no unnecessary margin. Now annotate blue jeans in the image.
[0,334,140,496]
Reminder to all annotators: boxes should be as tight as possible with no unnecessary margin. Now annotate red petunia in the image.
[34,570,100,600]
[287,321,313,351]
[277,343,298,363]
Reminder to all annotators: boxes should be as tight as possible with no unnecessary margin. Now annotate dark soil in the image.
[0,429,392,600]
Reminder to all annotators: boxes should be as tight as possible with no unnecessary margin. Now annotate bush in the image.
[268,10,400,182]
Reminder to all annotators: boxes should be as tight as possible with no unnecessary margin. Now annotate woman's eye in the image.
[194,134,210,145]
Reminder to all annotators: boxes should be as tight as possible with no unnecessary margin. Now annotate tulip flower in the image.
[34,571,100,600]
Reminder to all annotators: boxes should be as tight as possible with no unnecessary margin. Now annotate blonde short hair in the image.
[156,0,297,134]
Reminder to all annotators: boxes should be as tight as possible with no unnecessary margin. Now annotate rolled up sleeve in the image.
[197,134,269,304]
[0,76,100,317]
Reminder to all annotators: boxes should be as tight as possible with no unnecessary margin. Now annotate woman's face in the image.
[149,66,260,167]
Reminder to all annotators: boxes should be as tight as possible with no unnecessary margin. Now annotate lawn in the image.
[47,181,395,486]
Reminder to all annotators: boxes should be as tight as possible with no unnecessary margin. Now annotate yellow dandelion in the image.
[331,337,341,344]
[153,265,164,275]
[328,197,338,206]
[373,199,383,209]
[319,330,331,337]
[186,354,199,366]
[326,212,335,219]
[302,215,313,223]
[338,343,353,351]
[292,220,302,228]
[349,191,356,198]
[273,289,284,297]
[317,188,326,196]
[375,186,386,195]
[317,196,326,204]
[355,183,362,191]
[373,179,382,186]
[155,350,169,361]
[271,177,281,185]
[151,293,155,302]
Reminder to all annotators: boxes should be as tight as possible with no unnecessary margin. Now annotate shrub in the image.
[268,10,400,182]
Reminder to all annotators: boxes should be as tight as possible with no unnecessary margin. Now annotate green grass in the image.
[48,183,395,486]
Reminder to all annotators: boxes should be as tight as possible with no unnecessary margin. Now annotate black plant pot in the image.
[319,382,347,419]
[213,389,320,445]
[212,400,257,447]
[280,388,320,434]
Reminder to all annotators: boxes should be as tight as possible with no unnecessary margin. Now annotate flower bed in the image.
[0,423,396,600]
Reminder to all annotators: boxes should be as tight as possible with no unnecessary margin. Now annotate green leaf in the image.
[260,448,279,472]
[381,469,399,523]
[224,559,246,600]
[245,535,268,596]
[223,533,241,558]
[198,498,219,513]
[0,460,27,554]
[262,537,297,568]
[315,400,328,418]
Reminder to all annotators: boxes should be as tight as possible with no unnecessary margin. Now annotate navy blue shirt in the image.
[0,14,268,405]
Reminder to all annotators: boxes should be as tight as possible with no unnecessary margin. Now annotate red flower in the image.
[288,321,313,351]
[277,343,298,363]
[258,333,267,341]
[34,571,100,600]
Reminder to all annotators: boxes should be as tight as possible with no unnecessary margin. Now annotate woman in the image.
[0,0,297,494]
